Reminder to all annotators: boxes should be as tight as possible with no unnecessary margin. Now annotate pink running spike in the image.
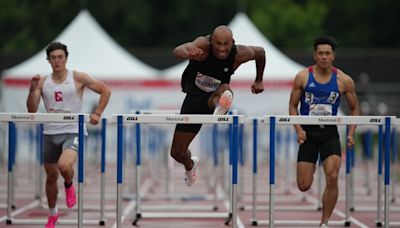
[45,213,59,228]
[65,184,76,208]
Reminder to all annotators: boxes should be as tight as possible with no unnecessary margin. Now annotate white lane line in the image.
[218,184,245,228]
[0,200,40,222]
[298,189,370,228]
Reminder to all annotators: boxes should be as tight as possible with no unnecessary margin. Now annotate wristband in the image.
[93,112,101,117]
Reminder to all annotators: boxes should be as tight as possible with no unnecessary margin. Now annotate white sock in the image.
[49,207,58,216]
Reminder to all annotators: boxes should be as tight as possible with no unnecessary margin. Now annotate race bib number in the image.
[304,92,314,104]
[309,104,333,116]
[327,91,339,104]
[195,73,221,92]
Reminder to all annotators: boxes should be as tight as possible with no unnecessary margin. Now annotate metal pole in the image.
[212,124,219,210]
[116,116,123,228]
[100,118,107,225]
[269,116,276,228]
[251,118,258,225]
[345,126,351,226]
[384,117,391,228]
[232,116,239,228]
[133,110,142,225]
[6,122,15,224]
[377,125,383,226]
[78,115,85,228]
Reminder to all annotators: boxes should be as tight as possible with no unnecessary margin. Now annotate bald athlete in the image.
[171,25,266,186]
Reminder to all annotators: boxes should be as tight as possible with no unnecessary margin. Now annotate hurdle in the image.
[345,118,400,226]
[245,117,322,222]
[253,115,393,227]
[114,113,243,228]
[1,113,104,227]
[131,109,223,211]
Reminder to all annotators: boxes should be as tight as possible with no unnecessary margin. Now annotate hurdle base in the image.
[255,219,348,226]
[344,221,350,226]
[376,221,383,227]
[6,218,101,225]
[224,212,232,225]
[6,219,12,224]
[99,219,106,226]
[213,205,219,211]
[250,219,258,226]
[132,213,142,226]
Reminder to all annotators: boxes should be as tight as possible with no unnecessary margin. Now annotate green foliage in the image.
[249,0,327,48]
[0,0,399,54]
[0,0,80,53]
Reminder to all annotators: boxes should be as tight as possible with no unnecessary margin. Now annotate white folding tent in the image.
[1,10,161,114]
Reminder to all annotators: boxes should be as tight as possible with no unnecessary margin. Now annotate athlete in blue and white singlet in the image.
[289,36,359,227]
[300,66,340,117]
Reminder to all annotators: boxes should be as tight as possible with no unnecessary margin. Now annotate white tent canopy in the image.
[1,10,160,114]
[161,12,304,82]
[2,10,158,79]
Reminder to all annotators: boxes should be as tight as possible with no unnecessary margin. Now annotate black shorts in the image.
[175,93,214,133]
[297,125,341,163]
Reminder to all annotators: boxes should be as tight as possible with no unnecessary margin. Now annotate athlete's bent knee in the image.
[326,172,339,187]
[57,162,72,175]
[170,146,186,162]
[297,182,312,192]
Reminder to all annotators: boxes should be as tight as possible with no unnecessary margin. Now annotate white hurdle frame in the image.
[131,109,222,212]
[344,119,400,227]
[254,115,394,228]
[0,113,103,227]
[245,117,322,221]
[114,114,243,228]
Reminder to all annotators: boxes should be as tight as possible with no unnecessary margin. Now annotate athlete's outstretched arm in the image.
[235,45,266,94]
[172,36,209,61]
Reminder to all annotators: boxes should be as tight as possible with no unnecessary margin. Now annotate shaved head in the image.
[212,25,233,40]
[210,25,234,60]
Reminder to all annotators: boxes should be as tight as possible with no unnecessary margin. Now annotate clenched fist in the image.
[29,75,41,92]
[251,81,264,94]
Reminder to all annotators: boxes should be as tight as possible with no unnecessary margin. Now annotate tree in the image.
[248,0,328,48]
